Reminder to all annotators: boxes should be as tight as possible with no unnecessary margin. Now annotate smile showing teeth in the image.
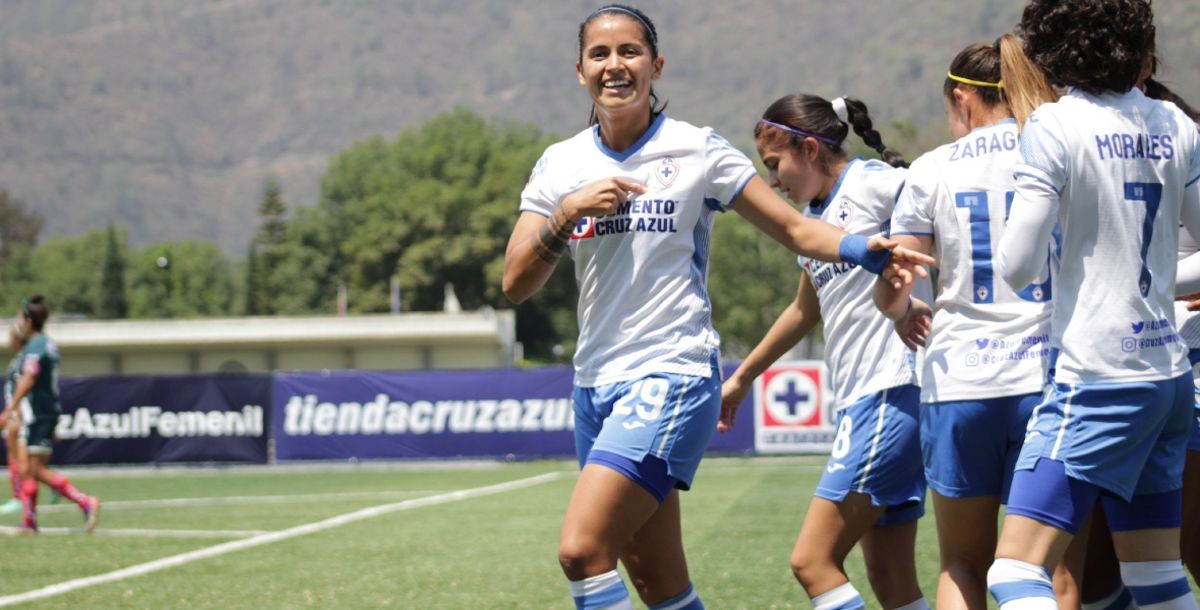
[603,80,631,88]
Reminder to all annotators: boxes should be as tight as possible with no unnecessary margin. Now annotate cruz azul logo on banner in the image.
[753,361,835,453]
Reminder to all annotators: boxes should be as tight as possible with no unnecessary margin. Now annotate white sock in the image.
[1120,561,1197,610]
[891,597,931,610]
[987,558,1057,610]
[812,582,865,610]
[1083,584,1138,610]
[568,570,633,610]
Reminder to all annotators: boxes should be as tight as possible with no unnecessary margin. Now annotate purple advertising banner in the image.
[49,375,271,465]
[272,365,754,461]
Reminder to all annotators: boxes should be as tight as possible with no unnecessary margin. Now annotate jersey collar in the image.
[811,157,861,213]
[592,113,666,162]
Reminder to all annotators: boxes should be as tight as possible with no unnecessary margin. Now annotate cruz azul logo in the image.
[656,157,680,187]
[572,217,595,240]
[753,362,836,453]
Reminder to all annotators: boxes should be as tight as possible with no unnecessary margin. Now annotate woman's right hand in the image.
[562,177,647,218]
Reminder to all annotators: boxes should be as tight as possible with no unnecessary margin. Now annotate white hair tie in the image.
[831,97,849,124]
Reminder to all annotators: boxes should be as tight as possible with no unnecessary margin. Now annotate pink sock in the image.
[48,475,89,508]
[19,478,37,528]
[7,461,19,498]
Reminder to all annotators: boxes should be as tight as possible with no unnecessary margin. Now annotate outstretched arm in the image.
[732,176,934,274]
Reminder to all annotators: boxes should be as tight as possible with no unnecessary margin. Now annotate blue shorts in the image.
[1014,374,1193,501]
[921,393,1040,501]
[573,362,721,492]
[815,384,925,526]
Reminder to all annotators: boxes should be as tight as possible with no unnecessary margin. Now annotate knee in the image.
[558,536,604,580]
[790,547,827,587]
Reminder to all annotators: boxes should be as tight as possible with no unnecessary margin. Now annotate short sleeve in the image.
[518,152,557,218]
[703,129,757,211]
[1016,108,1069,191]
[891,156,939,236]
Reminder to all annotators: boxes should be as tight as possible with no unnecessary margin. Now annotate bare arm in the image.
[718,273,822,432]
[502,177,647,304]
[874,234,934,319]
[732,176,935,271]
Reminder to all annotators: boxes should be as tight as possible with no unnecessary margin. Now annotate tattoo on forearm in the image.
[531,207,575,265]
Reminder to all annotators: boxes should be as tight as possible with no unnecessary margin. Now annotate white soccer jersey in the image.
[798,159,918,409]
[1006,88,1200,385]
[892,120,1053,402]
[520,115,757,387]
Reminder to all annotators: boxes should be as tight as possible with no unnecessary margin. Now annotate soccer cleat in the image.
[0,498,20,514]
[16,524,38,536]
[82,497,100,533]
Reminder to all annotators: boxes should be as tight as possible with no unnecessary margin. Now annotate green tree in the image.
[707,210,804,358]
[20,229,108,316]
[301,109,572,357]
[244,241,259,315]
[128,241,237,318]
[249,177,289,314]
[97,223,129,319]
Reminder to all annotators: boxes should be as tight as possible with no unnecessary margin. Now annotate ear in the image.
[951,87,968,106]
[651,56,664,81]
[804,137,822,162]
[576,61,586,87]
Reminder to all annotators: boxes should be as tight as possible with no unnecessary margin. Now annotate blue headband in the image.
[590,6,657,48]
[759,119,843,147]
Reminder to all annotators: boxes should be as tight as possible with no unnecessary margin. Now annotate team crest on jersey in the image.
[834,201,854,228]
[571,217,595,240]
[655,157,680,187]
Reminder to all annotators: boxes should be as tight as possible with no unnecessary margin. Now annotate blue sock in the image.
[648,582,704,610]
[568,570,633,610]
[1121,561,1198,610]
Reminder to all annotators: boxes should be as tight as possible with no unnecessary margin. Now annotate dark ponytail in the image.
[842,97,908,168]
[754,93,906,171]
[22,293,48,332]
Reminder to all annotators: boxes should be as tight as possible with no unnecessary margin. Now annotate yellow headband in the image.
[947,71,1003,88]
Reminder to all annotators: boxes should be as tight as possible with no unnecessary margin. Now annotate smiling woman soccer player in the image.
[501,5,932,609]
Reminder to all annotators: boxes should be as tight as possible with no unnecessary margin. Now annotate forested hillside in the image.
[2,0,1197,253]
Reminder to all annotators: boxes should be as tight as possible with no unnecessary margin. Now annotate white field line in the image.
[37,489,446,513]
[0,471,565,608]
[0,526,267,539]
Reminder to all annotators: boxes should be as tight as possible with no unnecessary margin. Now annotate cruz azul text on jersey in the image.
[572,198,679,239]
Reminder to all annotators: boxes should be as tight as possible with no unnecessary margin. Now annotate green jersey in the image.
[21,334,60,416]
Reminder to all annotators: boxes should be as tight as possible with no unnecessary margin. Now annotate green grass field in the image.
[0,457,1185,609]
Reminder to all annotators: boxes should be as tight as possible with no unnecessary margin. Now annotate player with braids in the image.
[981,1,1200,609]
[874,38,1054,610]
[721,91,930,610]
[0,295,100,534]
[503,6,932,609]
